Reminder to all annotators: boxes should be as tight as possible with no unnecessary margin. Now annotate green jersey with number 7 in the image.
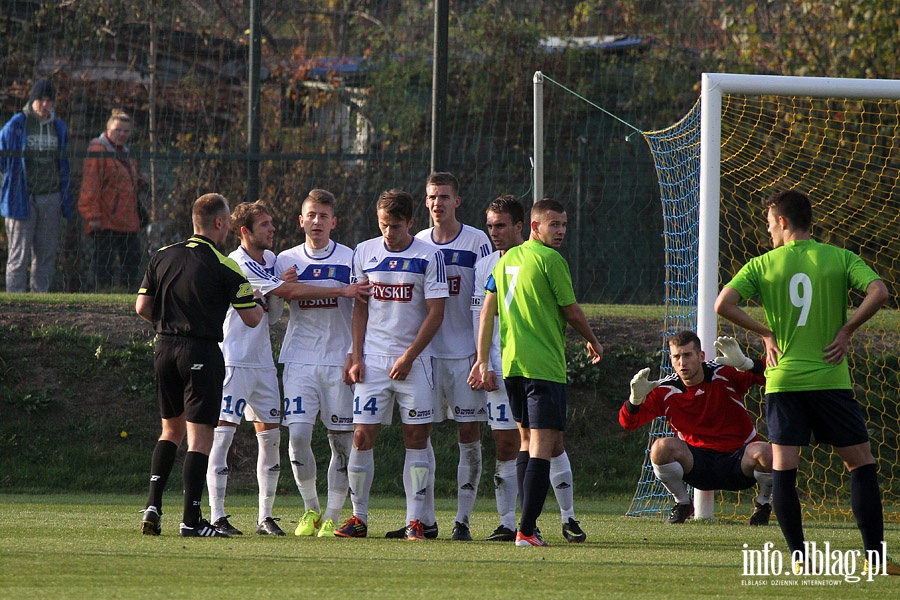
[486,238,576,384]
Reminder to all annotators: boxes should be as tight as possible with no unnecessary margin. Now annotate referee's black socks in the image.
[146,439,178,512]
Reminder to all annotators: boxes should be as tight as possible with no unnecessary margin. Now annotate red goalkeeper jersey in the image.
[618,361,765,453]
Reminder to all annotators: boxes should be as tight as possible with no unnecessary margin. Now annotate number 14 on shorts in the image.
[354,396,377,415]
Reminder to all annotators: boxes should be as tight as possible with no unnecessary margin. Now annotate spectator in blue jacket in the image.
[0,79,73,292]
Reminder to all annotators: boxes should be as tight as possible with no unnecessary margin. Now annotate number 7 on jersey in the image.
[503,266,520,309]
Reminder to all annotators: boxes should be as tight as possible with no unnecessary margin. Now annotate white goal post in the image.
[694,73,900,519]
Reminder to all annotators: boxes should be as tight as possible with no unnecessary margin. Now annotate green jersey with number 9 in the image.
[486,239,577,384]
[725,239,881,393]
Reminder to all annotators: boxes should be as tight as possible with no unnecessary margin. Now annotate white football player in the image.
[335,189,448,541]
[390,172,490,542]
[207,200,367,537]
[275,189,368,538]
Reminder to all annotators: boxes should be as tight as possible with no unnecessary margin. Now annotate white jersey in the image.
[415,224,491,358]
[471,250,503,376]
[275,240,354,367]
[220,246,284,367]
[352,236,448,357]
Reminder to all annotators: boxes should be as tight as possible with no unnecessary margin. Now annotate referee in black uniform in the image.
[136,193,263,537]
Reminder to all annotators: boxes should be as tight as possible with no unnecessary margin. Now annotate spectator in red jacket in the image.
[78,109,148,290]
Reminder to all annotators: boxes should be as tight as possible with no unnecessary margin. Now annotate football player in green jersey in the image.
[469,198,602,546]
[715,189,896,575]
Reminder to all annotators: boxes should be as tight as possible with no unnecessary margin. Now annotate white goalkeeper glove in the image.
[629,368,660,406]
[713,336,754,371]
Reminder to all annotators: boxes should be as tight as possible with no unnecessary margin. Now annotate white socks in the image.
[206,425,236,522]
[494,459,518,531]
[347,447,374,524]
[653,461,691,504]
[256,428,280,522]
[288,422,320,513]
[288,425,355,522]
[550,451,575,521]
[324,432,352,522]
[755,470,773,505]
[207,425,281,524]
[420,439,437,524]
[454,441,482,525]
[404,448,431,524]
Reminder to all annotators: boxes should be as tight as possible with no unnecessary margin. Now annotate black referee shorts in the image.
[154,335,225,426]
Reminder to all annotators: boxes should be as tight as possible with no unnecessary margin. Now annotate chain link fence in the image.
[1,2,669,301]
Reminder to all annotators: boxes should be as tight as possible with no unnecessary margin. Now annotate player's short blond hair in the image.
[302,189,336,213]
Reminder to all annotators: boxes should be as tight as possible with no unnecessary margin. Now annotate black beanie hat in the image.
[28,79,56,102]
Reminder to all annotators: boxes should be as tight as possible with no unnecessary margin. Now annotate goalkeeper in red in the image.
[715,189,897,576]
[620,331,772,525]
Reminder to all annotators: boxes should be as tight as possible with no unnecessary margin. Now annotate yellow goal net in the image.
[629,74,900,522]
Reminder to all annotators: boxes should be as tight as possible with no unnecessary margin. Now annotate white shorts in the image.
[219,365,281,425]
[282,363,354,431]
[486,378,517,431]
[431,355,488,423]
[353,355,434,425]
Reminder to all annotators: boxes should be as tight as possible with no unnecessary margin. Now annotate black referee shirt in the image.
[138,235,256,341]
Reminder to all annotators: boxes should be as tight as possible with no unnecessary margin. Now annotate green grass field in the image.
[2,296,899,598]
[1,494,897,599]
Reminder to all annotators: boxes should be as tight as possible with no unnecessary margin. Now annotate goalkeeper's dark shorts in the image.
[683,445,756,492]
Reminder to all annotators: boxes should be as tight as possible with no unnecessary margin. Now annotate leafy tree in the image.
[715,0,900,79]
